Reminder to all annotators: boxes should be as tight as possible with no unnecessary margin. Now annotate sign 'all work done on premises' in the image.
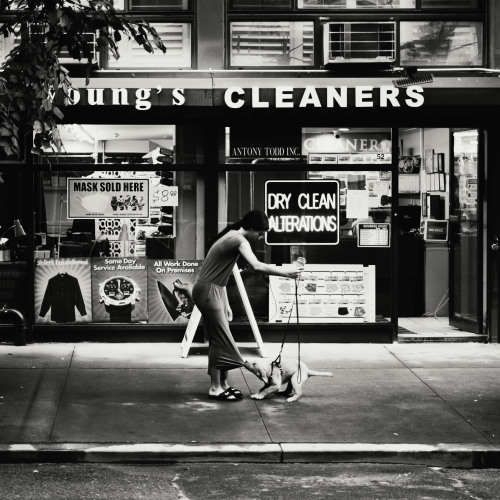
[265,180,339,246]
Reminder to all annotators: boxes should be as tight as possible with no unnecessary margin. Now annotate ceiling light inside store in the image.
[338,128,350,132]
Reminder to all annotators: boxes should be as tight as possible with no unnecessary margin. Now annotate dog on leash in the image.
[244,358,333,402]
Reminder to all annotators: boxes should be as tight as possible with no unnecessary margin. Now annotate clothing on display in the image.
[39,272,87,323]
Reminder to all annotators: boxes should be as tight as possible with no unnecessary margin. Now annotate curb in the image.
[1,443,500,468]
[0,444,282,464]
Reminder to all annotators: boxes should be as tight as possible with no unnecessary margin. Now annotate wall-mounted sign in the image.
[265,180,339,246]
[423,220,449,242]
[67,178,149,219]
[60,85,425,110]
[229,126,302,159]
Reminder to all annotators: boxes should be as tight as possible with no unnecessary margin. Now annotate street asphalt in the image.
[1,340,500,468]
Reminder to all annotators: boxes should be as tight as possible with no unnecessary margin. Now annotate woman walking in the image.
[192,210,303,401]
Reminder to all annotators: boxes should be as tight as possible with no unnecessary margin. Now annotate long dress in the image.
[192,230,248,372]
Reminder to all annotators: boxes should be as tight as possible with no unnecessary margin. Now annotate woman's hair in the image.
[211,210,269,245]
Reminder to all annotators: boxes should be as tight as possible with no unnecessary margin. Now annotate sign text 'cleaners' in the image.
[265,180,339,246]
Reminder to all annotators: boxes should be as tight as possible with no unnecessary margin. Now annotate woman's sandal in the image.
[208,389,241,401]
[228,387,243,398]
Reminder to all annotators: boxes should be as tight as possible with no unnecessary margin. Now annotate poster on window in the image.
[269,264,376,323]
[67,178,149,218]
[35,258,92,324]
[147,259,202,324]
[91,257,148,323]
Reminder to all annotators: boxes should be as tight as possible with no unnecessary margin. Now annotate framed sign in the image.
[357,223,391,248]
[67,178,149,219]
[423,220,449,242]
[265,180,339,246]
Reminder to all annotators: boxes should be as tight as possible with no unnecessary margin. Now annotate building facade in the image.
[1,0,499,343]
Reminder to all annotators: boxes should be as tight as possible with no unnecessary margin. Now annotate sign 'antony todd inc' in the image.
[265,180,339,246]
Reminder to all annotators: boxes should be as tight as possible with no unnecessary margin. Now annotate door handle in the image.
[492,236,499,251]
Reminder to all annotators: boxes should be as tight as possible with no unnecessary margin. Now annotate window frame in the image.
[227,18,316,69]
[104,19,195,70]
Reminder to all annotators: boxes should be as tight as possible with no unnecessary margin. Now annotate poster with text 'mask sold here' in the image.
[67,178,149,218]
[147,259,202,324]
[35,258,92,324]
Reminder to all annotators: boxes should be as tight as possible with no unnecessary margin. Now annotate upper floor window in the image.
[229,0,480,8]
[400,21,483,66]
[230,21,314,67]
[229,0,292,8]
[298,0,416,8]
[420,0,479,7]
[107,23,191,68]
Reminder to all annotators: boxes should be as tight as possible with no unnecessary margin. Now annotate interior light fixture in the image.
[1,219,26,240]
[338,128,350,132]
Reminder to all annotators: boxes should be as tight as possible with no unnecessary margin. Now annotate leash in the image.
[272,258,305,383]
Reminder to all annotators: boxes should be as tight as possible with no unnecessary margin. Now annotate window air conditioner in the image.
[323,21,396,65]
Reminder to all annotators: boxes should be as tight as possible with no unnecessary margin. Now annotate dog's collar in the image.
[271,360,283,373]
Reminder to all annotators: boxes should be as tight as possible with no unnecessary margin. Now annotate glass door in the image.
[449,129,483,333]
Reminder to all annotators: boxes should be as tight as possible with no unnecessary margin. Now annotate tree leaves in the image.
[0,0,167,158]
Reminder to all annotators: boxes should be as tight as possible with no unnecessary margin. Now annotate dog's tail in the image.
[308,370,333,377]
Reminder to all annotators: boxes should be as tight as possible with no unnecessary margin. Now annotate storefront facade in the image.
[1,0,499,343]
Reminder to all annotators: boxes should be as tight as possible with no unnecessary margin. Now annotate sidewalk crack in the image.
[240,368,274,443]
[384,348,494,444]
[49,345,76,442]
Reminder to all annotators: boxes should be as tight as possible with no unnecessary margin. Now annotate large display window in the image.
[30,122,206,325]
[223,127,394,325]
[34,165,204,325]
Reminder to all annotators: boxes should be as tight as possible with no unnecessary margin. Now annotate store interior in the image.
[0,125,480,335]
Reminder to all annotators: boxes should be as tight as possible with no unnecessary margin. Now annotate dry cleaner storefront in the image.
[1,75,499,344]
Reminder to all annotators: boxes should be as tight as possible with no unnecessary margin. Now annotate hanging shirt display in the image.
[39,273,87,323]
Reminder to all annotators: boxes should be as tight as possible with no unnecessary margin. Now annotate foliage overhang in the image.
[0,0,166,157]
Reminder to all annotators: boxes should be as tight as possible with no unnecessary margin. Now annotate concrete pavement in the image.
[1,341,500,467]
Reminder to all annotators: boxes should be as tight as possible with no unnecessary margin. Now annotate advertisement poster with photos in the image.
[269,264,376,323]
[91,257,148,323]
[35,258,92,324]
[147,259,202,324]
[67,178,150,218]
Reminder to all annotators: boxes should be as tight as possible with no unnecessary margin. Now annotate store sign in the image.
[224,86,424,109]
[67,178,149,219]
[57,85,424,110]
[230,126,302,159]
[265,180,339,246]
[302,131,392,154]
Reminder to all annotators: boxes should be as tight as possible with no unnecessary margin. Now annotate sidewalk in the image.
[1,341,500,468]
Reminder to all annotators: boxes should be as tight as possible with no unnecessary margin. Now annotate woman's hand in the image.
[286,267,304,280]
[227,306,233,322]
